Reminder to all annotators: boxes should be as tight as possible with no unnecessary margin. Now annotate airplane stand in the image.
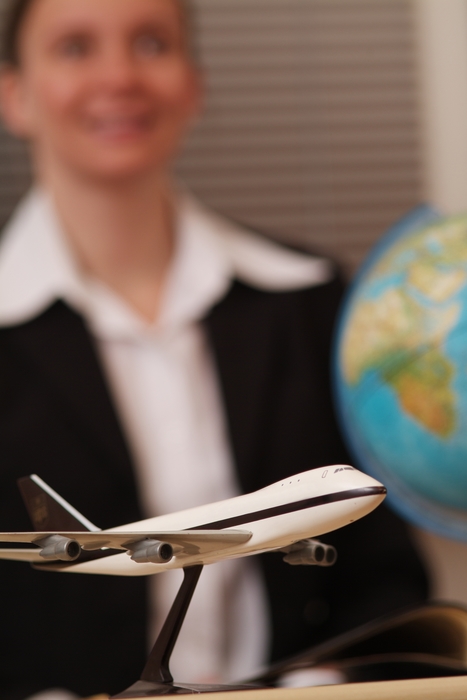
[112,564,261,697]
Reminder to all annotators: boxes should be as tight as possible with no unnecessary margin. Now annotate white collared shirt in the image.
[0,188,332,692]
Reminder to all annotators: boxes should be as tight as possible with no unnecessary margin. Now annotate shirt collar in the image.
[0,188,86,326]
[0,187,332,338]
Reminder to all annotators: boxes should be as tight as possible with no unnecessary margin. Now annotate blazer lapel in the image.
[1,300,134,478]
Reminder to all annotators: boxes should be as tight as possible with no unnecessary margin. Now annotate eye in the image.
[133,32,166,57]
[57,35,92,59]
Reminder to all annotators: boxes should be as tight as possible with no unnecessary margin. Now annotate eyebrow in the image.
[44,17,183,45]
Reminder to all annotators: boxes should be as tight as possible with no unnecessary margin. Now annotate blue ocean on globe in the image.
[334,205,467,541]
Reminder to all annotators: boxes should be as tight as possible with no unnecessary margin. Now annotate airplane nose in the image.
[355,483,386,519]
[364,485,387,499]
[374,485,387,500]
[356,470,387,507]
[361,471,387,498]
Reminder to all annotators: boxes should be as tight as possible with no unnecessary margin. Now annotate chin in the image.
[65,151,170,184]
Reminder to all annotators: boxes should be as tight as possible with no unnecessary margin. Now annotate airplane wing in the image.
[0,548,45,562]
[0,529,252,557]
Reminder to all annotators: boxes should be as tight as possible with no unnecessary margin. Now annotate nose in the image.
[354,482,386,524]
[372,485,387,503]
[362,471,387,494]
[363,482,387,508]
[355,469,387,507]
[94,45,142,94]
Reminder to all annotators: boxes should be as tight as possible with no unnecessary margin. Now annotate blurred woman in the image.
[0,0,428,698]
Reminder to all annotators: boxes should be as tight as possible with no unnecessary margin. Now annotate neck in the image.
[40,166,175,323]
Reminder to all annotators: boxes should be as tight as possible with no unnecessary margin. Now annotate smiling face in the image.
[0,0,201,183]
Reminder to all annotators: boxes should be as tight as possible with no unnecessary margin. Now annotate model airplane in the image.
[0,464,385,574]
[0,465,386,697]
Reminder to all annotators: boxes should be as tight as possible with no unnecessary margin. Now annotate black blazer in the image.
[0,277,428,699]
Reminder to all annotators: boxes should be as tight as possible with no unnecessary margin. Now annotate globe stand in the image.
[112,565,260,697]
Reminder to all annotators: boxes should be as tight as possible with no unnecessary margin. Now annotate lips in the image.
[86,113,153,140]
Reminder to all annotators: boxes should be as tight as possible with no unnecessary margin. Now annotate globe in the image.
[334,204,467,542]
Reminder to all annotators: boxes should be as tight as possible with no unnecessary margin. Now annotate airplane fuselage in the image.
[64,465,385,576]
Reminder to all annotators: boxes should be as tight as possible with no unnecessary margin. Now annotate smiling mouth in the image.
[88,115,153,139]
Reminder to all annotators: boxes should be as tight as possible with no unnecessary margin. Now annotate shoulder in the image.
[214,275,346,330]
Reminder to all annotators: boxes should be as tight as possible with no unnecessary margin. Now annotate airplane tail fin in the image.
[17,474,100,532]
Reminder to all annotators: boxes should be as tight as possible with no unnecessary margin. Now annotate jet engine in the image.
[38,535,81,561]
[129,540,174,564]
[283,539,337,567]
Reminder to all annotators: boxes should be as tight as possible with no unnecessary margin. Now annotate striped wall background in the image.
[0,0,423,275]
